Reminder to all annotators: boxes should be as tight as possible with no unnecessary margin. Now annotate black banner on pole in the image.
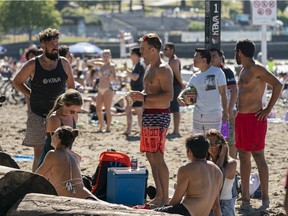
[205,0,221,50]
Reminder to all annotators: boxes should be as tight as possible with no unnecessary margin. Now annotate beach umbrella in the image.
[69,42,102,56]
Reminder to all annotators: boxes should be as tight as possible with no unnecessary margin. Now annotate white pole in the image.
[261,24,267,106]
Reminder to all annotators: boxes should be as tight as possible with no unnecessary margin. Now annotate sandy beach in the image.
[1,57,288,215]
[0,93,287,215]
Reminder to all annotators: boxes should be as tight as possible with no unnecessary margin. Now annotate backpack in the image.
[91,149,131,201]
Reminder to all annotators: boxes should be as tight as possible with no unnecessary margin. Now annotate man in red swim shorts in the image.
[234,39,283,209]
[129,33,173,207]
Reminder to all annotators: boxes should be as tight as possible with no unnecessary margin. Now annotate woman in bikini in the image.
[36,126,99,200]
[37,89,83,168]
[87,49,116,132]
[206,129,237,216]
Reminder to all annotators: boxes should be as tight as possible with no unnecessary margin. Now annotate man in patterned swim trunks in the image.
[235,38,283,209]
[129,33,173,207]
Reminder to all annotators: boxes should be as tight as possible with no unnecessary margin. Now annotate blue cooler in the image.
[107,167,147,206]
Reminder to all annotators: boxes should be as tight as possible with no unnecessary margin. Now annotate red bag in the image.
[91,149,131,201]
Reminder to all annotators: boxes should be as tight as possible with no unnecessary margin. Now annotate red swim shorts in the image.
[235,112,267,151]
[140,109,170,154]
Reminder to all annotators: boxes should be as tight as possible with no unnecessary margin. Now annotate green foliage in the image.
[85,15,102,25]
[0,0,62,40]
[278,15,288,26]
[277,1,288,13]
[188,21,204,31]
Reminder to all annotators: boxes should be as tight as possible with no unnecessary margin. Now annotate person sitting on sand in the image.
[37,89,83,168]
[206,129,237,215]
[36,126,99,200]
[154,134,223,216]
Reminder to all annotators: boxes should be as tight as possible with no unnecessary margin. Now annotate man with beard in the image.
[13,28,75,171]
[234,39,283,209]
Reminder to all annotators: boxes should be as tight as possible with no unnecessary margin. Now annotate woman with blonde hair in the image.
[37,89,83,167]
[206,129,237,216]
[87,49,116,132]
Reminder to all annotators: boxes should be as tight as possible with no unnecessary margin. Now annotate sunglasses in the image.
[70,109,77,114]
[164,48,170,51]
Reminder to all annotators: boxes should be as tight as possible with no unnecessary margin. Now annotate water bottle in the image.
[221,122,230,139]
[131,157,138,170]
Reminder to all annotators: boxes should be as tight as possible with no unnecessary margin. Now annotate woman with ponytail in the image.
[37,89,83,167]
[36,126,99,200]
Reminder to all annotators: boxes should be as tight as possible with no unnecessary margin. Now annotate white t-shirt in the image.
[188,66,226,114]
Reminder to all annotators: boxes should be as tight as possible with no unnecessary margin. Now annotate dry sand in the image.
[0,97,287,215]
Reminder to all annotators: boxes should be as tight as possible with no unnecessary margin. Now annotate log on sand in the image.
[0,152,20,169]
[0,166,57,216]
[6,193,175,216]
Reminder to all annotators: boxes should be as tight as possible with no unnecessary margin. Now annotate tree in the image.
[0,0,62,41]
[277,1,288,14]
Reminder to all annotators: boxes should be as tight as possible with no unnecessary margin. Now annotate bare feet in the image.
[122,130,131,136]
[261,199,270,209]
[148,197,168,207]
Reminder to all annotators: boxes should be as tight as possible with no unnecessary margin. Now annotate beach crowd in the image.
[0,28,288,216]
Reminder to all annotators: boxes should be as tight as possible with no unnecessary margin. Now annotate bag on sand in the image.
[91,149,131,201]
[238,172,262,199]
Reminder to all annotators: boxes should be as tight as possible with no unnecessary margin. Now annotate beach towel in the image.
[91,149,131,201]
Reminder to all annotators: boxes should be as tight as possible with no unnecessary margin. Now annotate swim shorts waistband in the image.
[236,112,257,118]
[143,108,170,114]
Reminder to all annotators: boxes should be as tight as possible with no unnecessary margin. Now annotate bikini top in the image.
[55,151,82,193]
[99,65,111,78]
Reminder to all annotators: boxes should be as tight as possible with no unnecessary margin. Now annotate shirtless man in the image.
[12,28,75,171]
[155,134,223,216]
[234,39,283,209]
[36,126,99,200]
[163,42,185,136]
[129,33,173,207]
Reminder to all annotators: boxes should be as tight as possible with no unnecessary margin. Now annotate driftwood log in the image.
[6,193,177,216]
[0,166,57,216]
[0,152,20,169]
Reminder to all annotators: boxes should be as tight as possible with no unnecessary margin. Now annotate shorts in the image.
[132,101,143,108]
[192,109,222,134]
[154,203,190,216]
[220,198,236,216]
[140,109,170,154]
[227,111,236,145]
[235,112,267,151]
[170,84,182,113]
[23,111,46,147]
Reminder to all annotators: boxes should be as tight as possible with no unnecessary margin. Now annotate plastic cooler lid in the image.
[108,167,146,174]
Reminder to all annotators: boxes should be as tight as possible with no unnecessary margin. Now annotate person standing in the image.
[123,46,145,135]
[12,28,75,171]
[129,33,173,207]
[87,49,117,133]
[178,48,229,134]
[234,38,283,209]
[210,48,238,159]
[163,42,185,137]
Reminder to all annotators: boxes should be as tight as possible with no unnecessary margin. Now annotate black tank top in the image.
[30,57,67,117]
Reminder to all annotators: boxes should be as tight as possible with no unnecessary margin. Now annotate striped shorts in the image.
[140,109,170,154]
